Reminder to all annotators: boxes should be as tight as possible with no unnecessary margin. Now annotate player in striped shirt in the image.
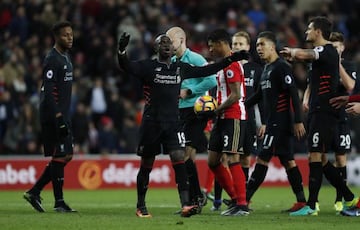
[206,29,248,216]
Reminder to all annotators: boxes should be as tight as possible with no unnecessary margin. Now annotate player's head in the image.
[256,31,278,62]
[232,31,251,52]
[329,32,345,56]
[305,16,332,43]
[166,27,186,56]
[154,34,174,59]
[207,29,231,59]
[52,21,73,51]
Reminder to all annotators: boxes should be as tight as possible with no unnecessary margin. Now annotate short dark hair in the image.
[329,32,344,43]
[309,16,332,40]
[52,21,72,36]
[207,29,231,45]
[257,31,277,45]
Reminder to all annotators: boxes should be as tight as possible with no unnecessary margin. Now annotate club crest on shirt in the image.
[226,69,234,78]
[46,70,53,79]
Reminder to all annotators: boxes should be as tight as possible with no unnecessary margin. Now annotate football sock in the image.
[246,163,268,202]
[335,166,347,202]
[229,162,247,205]
[323,161,354,202]
[286,166,306,202]
[204,167,215,194]
[172,161,190,206]
[29,162,52,195]
[242,167,249,182]
[211,163,236,199]
[185,159,195,201]
[51,160,66,202]
[214,179,223,201]
[213,199,222,207]
[192,162,202,198]
[307,162,322,209]
[136,165,152,207]
[185,159,202,200]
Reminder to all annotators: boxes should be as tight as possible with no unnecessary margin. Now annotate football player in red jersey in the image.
[206,29,248,216]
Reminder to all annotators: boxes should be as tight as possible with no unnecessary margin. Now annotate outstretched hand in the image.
[329,95,349,109]
[279,47,293,61]
[227,50,250,62]
[118,32,130,53]
[345,102,360,116]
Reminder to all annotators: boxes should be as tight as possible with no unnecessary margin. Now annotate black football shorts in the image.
[307,113,337,153]
[180,107,208,153]
[331,121,351,154]
[257,125,295,162]
[208,118,242,154]
[137,120,185,157]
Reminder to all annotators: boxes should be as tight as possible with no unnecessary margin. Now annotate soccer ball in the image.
[194,95,218,114]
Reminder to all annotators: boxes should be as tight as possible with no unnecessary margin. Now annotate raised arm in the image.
[280,47,318,62]
[183,56,217,96]
[117,32,132,73]
[181,50,249,78]
[117,32,143,77]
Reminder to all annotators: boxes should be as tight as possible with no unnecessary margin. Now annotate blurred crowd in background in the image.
[0,0,360,156]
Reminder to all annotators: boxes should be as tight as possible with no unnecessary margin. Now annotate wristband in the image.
[349,94,360,102]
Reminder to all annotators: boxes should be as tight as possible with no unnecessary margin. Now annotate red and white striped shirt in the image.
[216,60,247,120]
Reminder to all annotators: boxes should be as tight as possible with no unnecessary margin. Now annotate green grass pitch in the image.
[1,187,360,230]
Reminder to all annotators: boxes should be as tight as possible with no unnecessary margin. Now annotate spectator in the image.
[85,77,110,128]
[98,116,119,155]
[9,6,29,44]
[0,90,17,153]
[71,102,90,155]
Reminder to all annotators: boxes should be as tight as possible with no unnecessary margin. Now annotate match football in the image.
[194,95,218,114]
